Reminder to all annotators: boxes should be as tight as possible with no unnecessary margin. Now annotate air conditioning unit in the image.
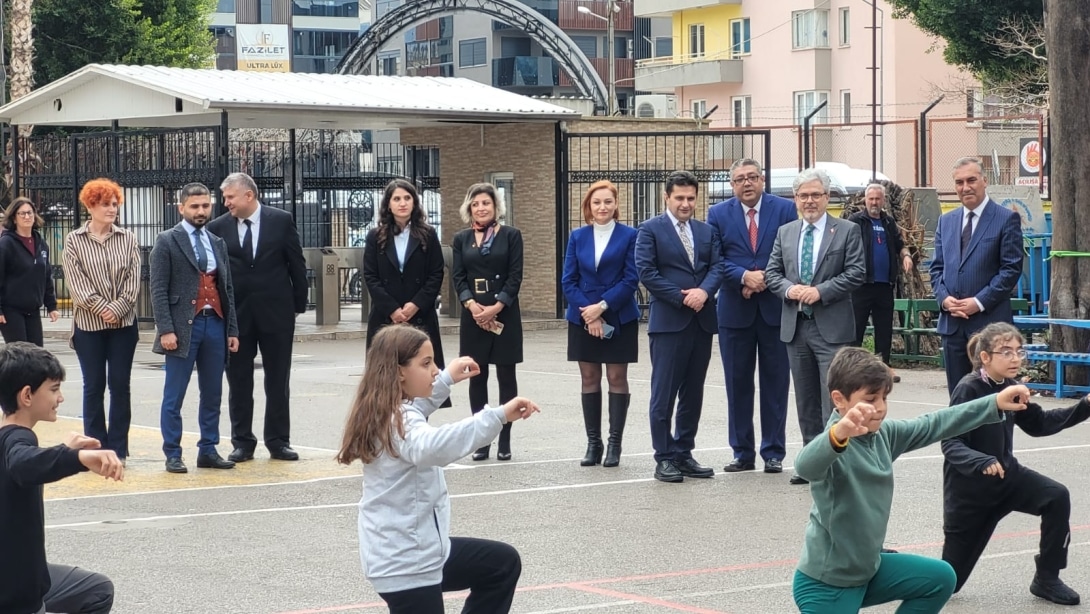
[634,94,678,119]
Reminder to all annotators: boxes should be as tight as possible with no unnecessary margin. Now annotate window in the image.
[491,173,514,225]
[259,0,273,23]
[379,52,400,76]
[731,96,752,127]
[571,35,597,58]
[689,24,705,58]
[459,38,487,67]
[730,18,751,57]
[293,30,360,73]
[634,166,662,223]
[794,90,830,125]
[376,0,401,19]
[792,10,829,49]
[691,99,707,119]
[966,87,984,121]
[216,0,235,13]
[841,90,851,124]
[292,0,359,18]
[839,7,850,46]
[654,36,672,58]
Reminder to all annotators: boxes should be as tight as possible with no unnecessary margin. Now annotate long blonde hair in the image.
[336,325,430,465]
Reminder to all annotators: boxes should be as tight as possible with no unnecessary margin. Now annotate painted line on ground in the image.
[44,473,361,503]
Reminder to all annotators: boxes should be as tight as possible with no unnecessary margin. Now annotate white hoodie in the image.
[358,371,507,593]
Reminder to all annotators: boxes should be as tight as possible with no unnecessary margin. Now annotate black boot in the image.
[580,391,604,466]
[497,423,512,461]
[471,406,490,460]
[1030,555,1081,605]
[602,392,630,467]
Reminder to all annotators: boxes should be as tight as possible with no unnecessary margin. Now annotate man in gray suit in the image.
[766,168,865,485]
[151,183,240,474]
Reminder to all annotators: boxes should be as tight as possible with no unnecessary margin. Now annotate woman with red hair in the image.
[63,178,142,462]
[561,180,640,468]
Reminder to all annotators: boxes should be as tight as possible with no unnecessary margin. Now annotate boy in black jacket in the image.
[942,322,1090,606]
[0,342,124,614]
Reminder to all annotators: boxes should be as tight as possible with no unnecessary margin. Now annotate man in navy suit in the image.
[636,170,724,483]
[707,158,796,475]
[930,157,1024,394]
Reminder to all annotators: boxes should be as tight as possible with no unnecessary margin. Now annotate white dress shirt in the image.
[592,220,615,269]
[236,202,262,259]
[664,209,694,256]
[797,212,829,278]
[393,225,411,271]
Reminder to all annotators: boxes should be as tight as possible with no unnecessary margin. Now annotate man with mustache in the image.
[766,168,865,485]
[150,183,240,474]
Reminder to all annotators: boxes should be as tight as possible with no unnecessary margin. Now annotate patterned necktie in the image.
[242,219,254,264]
[801,224,816,316]
[193,228,208,273]
[677,220,694,265]
[747,208,758,252]
[960,210,975,260]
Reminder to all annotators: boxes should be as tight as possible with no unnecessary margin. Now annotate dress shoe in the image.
[677,458,714,478]
[764,459,784,473]
[471,445,490,461]
[723,459,756,472]
[789,474,810,485]
[496,452,512,461]
[165,457,188,474]
[196,452,236,469]
[654,459,684,483]
[228,448,255,463]
[1031,569,1081,605]
[269,446,299,461]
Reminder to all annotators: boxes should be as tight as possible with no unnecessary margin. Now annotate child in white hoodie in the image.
[337,324,540,613]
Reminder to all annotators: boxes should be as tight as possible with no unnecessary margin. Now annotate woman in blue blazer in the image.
[562,180,640,468]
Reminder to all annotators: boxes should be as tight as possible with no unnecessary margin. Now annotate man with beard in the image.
[151,183,240,474]
[847,184,913,383]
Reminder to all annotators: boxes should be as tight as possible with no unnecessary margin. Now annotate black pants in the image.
[378,537,521,614]
[942,328,974,396]
[468,363,518,411]
[228,326,294,452]
[0,308,45,347]
[33,563,114,614]
[943,467,1071,591]
[72,324,139,459]
[852,283,895,364]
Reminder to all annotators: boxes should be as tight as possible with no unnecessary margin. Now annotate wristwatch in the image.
[598,300,608,311]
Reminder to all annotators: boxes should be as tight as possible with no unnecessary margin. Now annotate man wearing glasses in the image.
[708,159,797,476]
[766,168,865,485]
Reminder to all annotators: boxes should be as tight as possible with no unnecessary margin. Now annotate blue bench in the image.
[1023,350,1090,398]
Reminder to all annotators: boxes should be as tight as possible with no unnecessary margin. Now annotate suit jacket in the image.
[561,223,640,327]
[451,225,524,364]
[707,193,797,329]
[766,214,865,344]
[362,224,446,365]
[928,199,1023,335]
[149,223,239,357]
[206,205,308,336]
[635,213,723,335]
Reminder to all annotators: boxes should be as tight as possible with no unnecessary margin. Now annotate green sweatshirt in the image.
[795,394,1002,587]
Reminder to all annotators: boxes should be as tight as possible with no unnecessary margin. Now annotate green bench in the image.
[868,298,1029,365]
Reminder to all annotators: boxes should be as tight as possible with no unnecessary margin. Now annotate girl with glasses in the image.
[940,321,1090,605]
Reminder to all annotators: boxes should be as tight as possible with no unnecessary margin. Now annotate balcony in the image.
[635,55,743,92]
[559,0,634,31]
[634,0,740,18]
[559,57,634,88]
[493,56,559,88]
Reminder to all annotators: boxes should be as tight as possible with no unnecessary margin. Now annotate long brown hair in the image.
[967,322,1023,370]
[337,325,431,465]
[375,179,433,251]
[2,197,45,231]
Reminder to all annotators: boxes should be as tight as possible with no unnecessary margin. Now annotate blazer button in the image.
[187,320,193,324]
[191,300,197,304]
[495,275,500,279]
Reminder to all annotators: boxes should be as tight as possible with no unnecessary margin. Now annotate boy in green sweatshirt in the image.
[792,346,1030,613]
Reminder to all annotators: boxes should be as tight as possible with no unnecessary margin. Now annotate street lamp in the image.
[577,2,621,116]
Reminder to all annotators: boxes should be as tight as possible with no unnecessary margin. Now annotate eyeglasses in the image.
[731,174,762,185]
[795,192,828,202]
[15,210,35,217]
[988,348,1027,360]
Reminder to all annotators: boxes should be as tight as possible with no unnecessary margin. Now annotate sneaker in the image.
[1030,573,1081,606]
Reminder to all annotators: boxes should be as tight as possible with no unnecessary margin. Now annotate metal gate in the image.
[556,129,774,317]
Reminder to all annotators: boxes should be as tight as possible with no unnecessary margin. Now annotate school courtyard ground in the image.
[35,318,1090,613]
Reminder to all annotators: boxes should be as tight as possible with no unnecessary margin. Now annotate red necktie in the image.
[747,208,758,251]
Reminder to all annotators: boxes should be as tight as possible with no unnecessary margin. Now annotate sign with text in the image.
[990,185,1049,234]
[236,24,291,72]
[1016,137,1049,188]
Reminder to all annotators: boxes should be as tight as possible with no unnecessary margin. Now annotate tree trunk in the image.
[9,0,34,137]
[1045,0,1090,359]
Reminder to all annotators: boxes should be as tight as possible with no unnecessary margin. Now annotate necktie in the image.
[747,208,758,252]
[194,228,208,273]
[242,219,254,264]
[960,210,975,259]
[677,220,694,265]
[801,224,815,316]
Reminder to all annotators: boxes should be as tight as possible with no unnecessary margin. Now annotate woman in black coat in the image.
[452,182,524,461]
[0,197,60,346]
[363,179,447,375]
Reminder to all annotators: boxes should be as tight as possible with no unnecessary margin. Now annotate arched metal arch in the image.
[337,0,608,112]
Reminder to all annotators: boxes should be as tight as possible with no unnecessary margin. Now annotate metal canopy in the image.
[0,64,579,129]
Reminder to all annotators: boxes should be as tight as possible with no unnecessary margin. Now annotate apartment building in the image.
[370,0,670,114]
[632,0,1021,189]
[210,0,365,74]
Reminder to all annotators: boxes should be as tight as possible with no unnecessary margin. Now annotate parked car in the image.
[708,166,853,203]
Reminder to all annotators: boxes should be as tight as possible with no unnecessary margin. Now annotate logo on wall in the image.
[236,24,291,72]
[1017,137,1049,189]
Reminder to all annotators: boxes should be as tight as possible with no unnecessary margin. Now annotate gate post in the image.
[801,100,827,170]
